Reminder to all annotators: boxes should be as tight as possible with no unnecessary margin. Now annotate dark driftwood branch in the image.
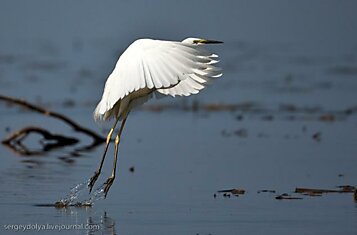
[0,94,105,144]
[2,126,79,156]
[2,126,79,146]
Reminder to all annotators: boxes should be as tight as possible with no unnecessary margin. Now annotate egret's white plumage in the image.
[89,37,222,197]
[94,37,222,121]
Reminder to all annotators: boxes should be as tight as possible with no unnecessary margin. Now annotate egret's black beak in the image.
[193,39,224,44]
[203,39,224,44]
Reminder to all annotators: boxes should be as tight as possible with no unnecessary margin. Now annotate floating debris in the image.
[257,189,276,194]
[336,185,356,192]
[319,114,336,122]
[218,188,245,197]
[234,129,248,138]
[300,191,323,197]
[129,166,135,173]
[344,106,357,115]
[275,193,303,200]
[295,186,356,195]
[236,115,244,121]
[312,132,321,142]
[221,128,248,138]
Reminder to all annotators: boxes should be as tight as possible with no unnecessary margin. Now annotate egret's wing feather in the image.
[94,38,222,120]
[94,39,202,120]
[157,45,222,97]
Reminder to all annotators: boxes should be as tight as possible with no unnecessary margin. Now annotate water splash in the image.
[85,184,106,204]
[56,178,107,207]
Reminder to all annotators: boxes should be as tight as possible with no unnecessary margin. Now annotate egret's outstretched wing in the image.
[157,45,221,96]
[94,38,221,120]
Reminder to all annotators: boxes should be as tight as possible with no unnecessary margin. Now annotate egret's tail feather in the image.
[94,101,114,122]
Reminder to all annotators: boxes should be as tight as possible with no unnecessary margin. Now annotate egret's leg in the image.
[88,118,120,192]
[103,114,129,198]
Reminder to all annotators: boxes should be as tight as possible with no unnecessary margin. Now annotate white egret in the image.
[88,37,223,197]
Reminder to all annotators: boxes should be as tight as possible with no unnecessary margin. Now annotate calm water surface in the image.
[0,1,357,234]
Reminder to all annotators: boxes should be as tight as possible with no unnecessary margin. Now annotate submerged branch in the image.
[0,94,105,145]
[0,94,105,156]
[2,126,78,145]
[2,126,79,156]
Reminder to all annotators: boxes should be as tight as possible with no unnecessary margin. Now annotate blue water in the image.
[0,1,357,234]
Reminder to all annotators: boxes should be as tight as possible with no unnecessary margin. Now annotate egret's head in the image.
[182,37,223,45]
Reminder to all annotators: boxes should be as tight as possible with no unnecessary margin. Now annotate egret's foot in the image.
[103,176,115,198]
[88,171,100,193]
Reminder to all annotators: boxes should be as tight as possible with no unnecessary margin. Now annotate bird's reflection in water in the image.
[99,212,116,235]
[55,207,117,235]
